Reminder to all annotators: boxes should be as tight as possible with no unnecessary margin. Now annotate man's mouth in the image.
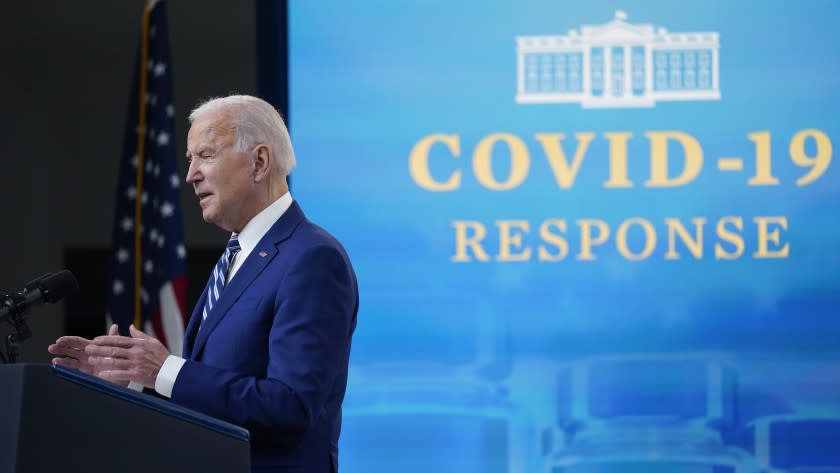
[197,192,212,203]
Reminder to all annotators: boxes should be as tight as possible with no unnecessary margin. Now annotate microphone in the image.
[0,270,79,323]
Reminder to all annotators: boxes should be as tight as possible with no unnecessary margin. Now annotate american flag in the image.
[107,0,187,353]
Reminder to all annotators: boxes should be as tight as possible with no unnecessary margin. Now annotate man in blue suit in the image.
[49,95,359,472]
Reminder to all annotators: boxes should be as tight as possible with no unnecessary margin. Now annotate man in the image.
[49,95,359,473]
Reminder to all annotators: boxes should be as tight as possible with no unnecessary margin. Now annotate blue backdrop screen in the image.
[289,2,840,471]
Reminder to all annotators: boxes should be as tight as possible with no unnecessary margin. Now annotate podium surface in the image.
[0,364,250,473]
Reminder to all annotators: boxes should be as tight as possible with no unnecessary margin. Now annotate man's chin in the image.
[201,210,217,224]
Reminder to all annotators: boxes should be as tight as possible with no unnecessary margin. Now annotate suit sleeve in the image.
[170,244,356,438]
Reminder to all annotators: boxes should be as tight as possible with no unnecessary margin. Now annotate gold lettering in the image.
[665,217,706,259]
[603,132,634,188]
[538,219,569,261]
[534,132,595,189]
[616,218,656,261]
[576,219,610,261]
[644,131,703,187]
[496,220,531,262]
[753,216,790,258]
[715,216,744,259]
[473,133,530,190]
[452,220,489,262]
[408,134,461,191]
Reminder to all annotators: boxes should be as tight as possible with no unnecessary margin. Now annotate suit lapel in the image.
[188,202,305,359]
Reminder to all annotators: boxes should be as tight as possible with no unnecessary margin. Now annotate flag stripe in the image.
[159,278,185,356]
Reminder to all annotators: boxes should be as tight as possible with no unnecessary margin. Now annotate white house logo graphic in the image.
[515,11,720,108]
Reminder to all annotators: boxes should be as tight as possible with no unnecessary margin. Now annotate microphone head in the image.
[40,270,79,303]
[23,272,53,293]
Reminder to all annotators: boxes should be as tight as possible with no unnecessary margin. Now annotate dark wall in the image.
[0,0,257,362]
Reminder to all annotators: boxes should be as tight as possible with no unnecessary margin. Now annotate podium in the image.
[0,364,250,472]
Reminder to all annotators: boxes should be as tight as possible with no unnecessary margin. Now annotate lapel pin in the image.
[259,251,268,257]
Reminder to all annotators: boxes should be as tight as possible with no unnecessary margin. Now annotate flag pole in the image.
[134,0,152,329]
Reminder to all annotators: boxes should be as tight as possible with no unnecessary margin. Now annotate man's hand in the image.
[86,325,171,389]
[48,323,120,377]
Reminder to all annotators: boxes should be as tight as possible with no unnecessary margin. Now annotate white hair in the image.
[189,95,296,175]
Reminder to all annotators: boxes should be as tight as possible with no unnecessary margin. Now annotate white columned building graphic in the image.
[516,11,720,108]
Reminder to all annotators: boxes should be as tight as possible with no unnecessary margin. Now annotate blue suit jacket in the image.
[173,202,358,473]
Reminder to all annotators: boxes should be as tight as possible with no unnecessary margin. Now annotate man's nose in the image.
[185,160,200,183]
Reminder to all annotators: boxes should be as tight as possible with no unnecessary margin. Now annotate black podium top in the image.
[0,364,251,473]
[52,363,250,440]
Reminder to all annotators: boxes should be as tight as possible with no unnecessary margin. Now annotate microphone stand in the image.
[0,293,33,364]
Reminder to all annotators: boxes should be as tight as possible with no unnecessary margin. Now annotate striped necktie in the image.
[201,236,241,325]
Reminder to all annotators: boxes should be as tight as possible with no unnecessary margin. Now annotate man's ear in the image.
[252,144,271,182]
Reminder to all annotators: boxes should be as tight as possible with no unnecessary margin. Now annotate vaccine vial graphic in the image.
[339,362,533,473]
[544,354,761,473]
[740,415,840,473]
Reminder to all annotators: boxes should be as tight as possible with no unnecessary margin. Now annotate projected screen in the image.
[289,2,840,472]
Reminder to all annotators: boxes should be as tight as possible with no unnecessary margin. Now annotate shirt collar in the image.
[232,192,293,257]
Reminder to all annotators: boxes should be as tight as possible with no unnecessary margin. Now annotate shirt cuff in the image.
[154,355,187,398]
[127,381,144,392]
